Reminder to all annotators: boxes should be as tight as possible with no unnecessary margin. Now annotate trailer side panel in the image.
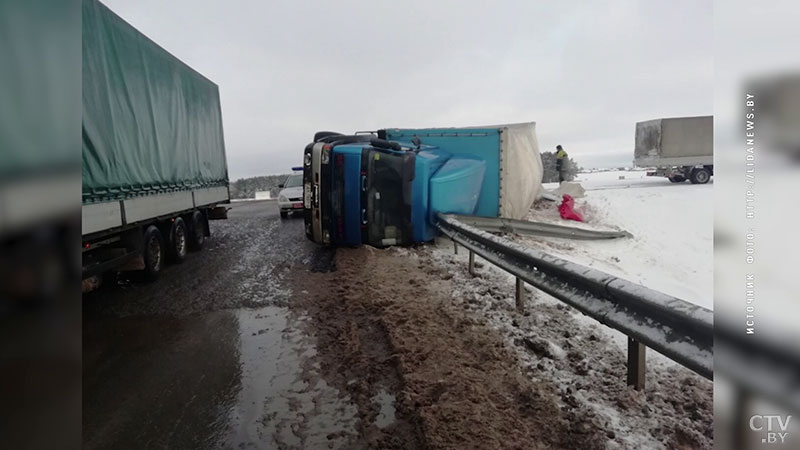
[82,0,228,206]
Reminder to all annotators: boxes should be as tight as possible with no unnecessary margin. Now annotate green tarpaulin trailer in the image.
[81,0,230,283]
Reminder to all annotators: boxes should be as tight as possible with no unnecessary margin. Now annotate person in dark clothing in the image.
[555,144,568,183]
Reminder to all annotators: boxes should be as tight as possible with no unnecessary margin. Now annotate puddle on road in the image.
[224,306,359,449]
[371,390,397,429]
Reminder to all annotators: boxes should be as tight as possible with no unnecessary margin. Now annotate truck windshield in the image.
[284,174,303,188]
[363,148,415,246]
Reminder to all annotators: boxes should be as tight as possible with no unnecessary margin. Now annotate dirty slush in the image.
[293,245,609,450]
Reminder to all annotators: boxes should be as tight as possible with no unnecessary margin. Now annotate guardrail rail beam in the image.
[436,213,713,385]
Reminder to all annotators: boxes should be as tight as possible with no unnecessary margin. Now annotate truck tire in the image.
[689,168,711,184]
[369,138,402,151]
[314,131,343,142]
[668,175,685,183]
[280,210,288,219]
[188,210,206,251]
[321,135,373,145]
[142,225,165,280]
[167,217,188,263]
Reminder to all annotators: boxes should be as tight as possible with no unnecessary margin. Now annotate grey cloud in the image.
[101,0,712,177]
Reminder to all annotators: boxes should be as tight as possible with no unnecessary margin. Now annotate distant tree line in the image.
[541,151,580,183]
[229,174,291,199]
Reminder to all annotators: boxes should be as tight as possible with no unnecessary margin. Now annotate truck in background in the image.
[81,0,229,285]
[302,123,543,247]
[634,116,713,184]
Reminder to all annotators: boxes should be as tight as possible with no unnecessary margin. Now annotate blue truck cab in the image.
[303,128,509,247]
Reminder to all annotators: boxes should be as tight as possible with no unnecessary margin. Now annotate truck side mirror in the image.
[278,184,284,188]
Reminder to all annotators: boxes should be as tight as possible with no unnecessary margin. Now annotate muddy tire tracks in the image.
[290,246,605,450]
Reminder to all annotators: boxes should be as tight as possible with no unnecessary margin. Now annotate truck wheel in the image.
[167,217,188,263]
[142,225,164,280]
[188,210,205,251]
[668,175,685,183]
[280,210,288,219]
[690,168,711,184]
[314,131,343,142]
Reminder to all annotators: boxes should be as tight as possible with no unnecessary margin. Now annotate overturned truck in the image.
[303,123,543,247]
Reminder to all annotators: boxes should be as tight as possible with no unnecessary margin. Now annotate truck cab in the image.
[302,132,489,247]
[303,136,417,246]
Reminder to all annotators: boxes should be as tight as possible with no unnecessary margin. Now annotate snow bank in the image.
[535,171,712,309]
[418,170,715,446]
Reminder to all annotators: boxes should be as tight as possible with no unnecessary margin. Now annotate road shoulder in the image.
[291,246,605,450]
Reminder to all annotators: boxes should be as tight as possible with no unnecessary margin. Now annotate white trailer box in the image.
[634,116,713,167]
[497,122,544,219]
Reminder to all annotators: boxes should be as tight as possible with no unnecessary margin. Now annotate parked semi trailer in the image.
[634,116,713,184]
[303,123,543,247]
[81,0,229,284]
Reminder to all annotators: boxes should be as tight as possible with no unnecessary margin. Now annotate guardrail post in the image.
[515,278,525,313]
[626,337,646,390]
[468,250,476,276]
[453,241,458,254]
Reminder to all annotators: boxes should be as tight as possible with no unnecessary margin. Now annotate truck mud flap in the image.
[208,206,230,220]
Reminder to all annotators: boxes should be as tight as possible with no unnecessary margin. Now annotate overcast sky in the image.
[102,0,712,179]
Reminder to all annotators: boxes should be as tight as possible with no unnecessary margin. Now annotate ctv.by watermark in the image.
[750,415,792,444]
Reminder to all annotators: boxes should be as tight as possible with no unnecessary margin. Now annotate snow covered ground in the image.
[530,170,713,309]
[422,170,714,448]
[424,237,712,449]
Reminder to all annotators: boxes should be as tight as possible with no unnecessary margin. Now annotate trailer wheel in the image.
[143,225,165,280]
[690,168,711,184]
[188,210,206,251]
[668,175,685,183]
[167,217,188,263]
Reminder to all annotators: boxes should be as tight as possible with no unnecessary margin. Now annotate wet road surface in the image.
[83,201,364,450]
[83,199,623,450]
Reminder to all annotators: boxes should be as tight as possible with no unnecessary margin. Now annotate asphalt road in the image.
[83,201,358,450]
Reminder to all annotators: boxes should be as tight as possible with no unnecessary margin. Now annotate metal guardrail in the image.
[436,213,713,388]
[448,214,632,240]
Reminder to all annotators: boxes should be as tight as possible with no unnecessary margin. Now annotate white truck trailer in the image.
[634,116,713,184]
